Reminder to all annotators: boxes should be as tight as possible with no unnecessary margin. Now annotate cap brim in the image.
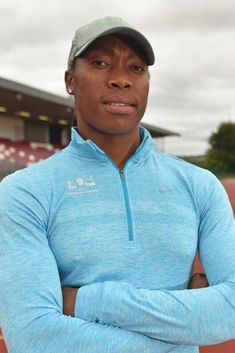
[72,26,155,66]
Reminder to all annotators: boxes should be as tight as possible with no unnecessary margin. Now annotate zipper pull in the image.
[120,169,125,178]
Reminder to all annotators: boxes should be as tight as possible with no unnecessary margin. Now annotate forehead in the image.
[79,34,147,63]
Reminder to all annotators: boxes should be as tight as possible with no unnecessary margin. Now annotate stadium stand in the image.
[0,137,61,180]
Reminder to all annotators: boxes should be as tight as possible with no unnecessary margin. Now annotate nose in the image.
[107,68,132,89]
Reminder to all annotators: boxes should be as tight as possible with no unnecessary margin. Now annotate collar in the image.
[68,126,155,164]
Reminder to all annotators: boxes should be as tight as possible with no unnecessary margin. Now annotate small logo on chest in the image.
[158,188,173,193]
[67,176,98,195]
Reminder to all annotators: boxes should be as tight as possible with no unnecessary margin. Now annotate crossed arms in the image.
[62,272,209,316]
[0,170,235,353]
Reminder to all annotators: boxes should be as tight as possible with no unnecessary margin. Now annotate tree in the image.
[205,122,235,174]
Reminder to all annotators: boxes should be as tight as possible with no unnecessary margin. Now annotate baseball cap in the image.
[67,16,155,69]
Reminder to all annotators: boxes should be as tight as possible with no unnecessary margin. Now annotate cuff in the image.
[74,282,104,323]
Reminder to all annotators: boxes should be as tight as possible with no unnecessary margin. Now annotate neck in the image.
[78,128,141,169]
[102,133,141,169]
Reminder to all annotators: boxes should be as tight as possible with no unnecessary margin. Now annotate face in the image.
[65,35,150,140]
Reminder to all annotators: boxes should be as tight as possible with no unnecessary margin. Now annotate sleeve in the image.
[0,171,174,353]
[75,171,235,346]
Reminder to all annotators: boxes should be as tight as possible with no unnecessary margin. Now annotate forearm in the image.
[62,273,208,316]
[2,309,167,353]
[75,280,235,346]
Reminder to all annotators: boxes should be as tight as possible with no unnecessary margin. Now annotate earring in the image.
[67,88,73,94]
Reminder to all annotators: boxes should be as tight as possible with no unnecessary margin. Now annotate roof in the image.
[0,76,179,137]
[0,76,73,126]
[140,122,179,138]
[0,76,72,106]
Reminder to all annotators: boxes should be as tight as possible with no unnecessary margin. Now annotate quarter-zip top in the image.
[1,125,235,353]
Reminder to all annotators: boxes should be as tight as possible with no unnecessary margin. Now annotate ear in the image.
[64,70,75,95]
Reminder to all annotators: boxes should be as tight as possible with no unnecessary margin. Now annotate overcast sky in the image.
[1,0,235,155]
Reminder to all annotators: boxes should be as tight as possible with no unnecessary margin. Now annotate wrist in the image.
[62,287,78,316]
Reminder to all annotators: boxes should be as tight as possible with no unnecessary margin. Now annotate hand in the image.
[62,287,79,316]
[188,273,209,289]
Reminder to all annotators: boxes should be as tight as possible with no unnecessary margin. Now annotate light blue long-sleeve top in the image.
[0,127,235,353]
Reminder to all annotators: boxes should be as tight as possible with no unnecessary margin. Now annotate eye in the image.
[130,65,146,73]
[92,60,109,67]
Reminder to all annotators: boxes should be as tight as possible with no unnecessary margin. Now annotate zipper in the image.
[119,169,134,241]
[101,137,149,241]
[117,138,147,241]
[103,155,134,241]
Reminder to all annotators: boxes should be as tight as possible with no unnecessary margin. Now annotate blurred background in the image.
[0,0,235,352]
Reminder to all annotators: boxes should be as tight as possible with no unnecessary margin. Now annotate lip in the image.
[102,96,137,115]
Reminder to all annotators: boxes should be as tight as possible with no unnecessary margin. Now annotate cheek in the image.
[138,82,149,108]
[75,79,100,109]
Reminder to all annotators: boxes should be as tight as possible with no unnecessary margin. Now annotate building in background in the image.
[0,76,179,180]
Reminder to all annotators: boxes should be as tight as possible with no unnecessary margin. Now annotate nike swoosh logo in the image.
[158,188,173,193]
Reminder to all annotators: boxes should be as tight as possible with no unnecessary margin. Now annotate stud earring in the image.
[67,88,73,94]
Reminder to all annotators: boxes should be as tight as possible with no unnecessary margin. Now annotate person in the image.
[0,16,234,353]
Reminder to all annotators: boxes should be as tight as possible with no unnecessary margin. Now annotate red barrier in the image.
[194,255,235,352]
[0,338,7,353]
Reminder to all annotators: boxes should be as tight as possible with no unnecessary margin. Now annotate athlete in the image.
[0,16,234,353]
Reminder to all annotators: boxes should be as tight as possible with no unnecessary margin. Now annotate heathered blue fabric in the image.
[0,127,235,353]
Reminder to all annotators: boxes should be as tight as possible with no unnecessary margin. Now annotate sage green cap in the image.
[67,16,155,68]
